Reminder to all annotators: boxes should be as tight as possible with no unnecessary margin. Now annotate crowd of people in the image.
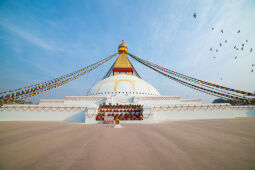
[98,104,143,113]
[96,104,143,121]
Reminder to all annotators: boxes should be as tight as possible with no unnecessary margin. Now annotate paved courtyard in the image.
[0,118,255,170]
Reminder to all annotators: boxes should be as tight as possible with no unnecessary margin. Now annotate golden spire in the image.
[113,40,133,76]
[118,40,128,54]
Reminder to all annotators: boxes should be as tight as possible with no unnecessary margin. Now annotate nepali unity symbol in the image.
[115,118,120,125]
[1,40,255,123]
[114,118,122,128]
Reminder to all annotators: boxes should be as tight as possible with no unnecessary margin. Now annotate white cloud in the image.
[0,21,54,50]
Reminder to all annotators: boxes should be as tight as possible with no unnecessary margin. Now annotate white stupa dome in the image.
[87,75,160,97]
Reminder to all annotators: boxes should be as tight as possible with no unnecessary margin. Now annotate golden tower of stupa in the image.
[113,40,134,76]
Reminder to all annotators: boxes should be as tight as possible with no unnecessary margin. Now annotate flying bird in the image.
[251,48,253,52]
[246,40,248,42]
[237,30,240,33]
[216,49,218,52]
[210,48,213,51]
[213,56,216,59]
[234,45,236,49]
[193,13,196,19]
[252,64,254,67]
[242,44,244,46]
[241,47,243,51]
[235,56,237,59]
[225,40,227,43]
[212,27,214,30]
[219,43,222,47]
[252,69,254,73]
[221,29,223,33]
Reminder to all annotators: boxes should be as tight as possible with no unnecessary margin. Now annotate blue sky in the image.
[0,0,255,103]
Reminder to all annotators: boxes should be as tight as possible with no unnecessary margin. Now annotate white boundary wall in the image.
[0,105,86,123]
[0,104,255,123]
[147,104,255,121]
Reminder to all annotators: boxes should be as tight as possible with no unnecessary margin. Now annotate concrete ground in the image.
[0,118,255,170]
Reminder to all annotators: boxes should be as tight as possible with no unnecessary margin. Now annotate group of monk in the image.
[96,113,143,121]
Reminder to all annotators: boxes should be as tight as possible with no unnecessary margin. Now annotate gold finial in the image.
[114,40,133,76]
[118,40,128,54]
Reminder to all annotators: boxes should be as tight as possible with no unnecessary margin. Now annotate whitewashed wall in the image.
[85,107,98,124]
[0,105,86,123]
[150,105,255,121]
[1,104,254,124]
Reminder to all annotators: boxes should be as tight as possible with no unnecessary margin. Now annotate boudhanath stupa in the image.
[1,41,255,123]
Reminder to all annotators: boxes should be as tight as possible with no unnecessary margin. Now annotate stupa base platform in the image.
[1,103,255,123]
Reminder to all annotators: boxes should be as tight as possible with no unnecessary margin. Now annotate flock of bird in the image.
[193,13,254,73]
